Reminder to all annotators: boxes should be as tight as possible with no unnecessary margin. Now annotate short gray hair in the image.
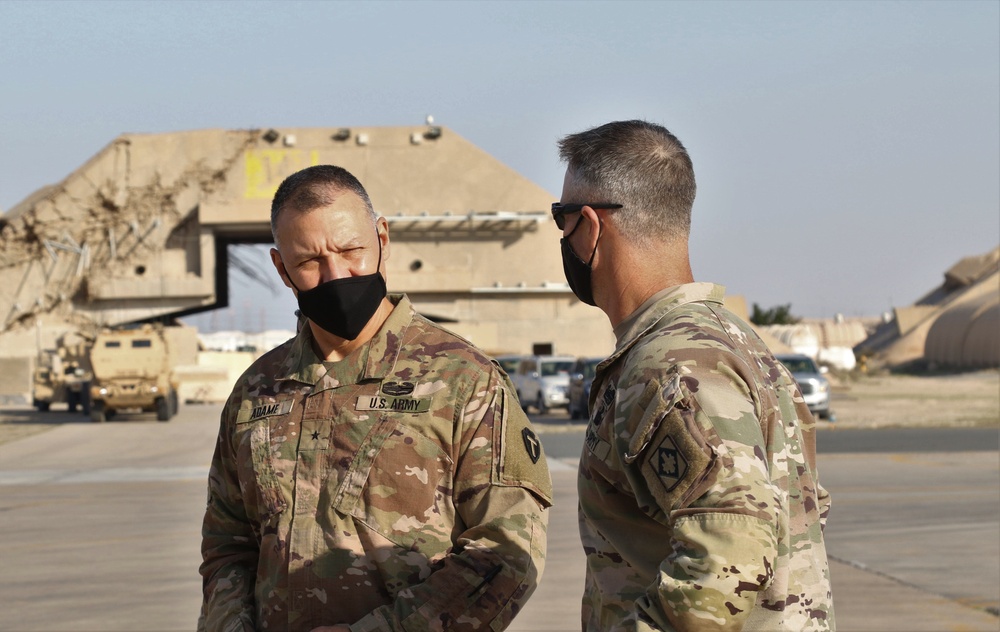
[270,165,376,244]
[558,120,696,243]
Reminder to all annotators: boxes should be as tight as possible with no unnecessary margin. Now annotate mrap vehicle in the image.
[88,325,179,422]
[32,357,91,414]
[31,335,93,414]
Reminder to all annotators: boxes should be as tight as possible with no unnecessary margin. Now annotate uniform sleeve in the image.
[349,368,553,632]
[199,392,258,632]
[615,365,779,631]
[817,479,832,532]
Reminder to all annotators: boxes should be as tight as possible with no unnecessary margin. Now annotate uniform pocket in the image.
[234,418,288,524]
[333,416,455,554]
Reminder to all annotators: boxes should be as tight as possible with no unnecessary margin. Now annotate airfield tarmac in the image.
[0,371,997,631]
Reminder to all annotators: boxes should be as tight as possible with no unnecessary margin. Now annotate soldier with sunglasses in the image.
[554,120,835,631]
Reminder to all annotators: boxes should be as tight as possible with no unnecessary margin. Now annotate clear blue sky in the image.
[2,0,997,331]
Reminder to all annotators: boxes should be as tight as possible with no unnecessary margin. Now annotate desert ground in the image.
[822,369,999,428]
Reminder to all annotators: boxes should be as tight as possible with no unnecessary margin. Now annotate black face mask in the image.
[560,216,601,306]
[284,236,387,341]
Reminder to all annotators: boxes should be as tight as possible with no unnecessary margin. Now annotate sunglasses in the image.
[550,202,623,230]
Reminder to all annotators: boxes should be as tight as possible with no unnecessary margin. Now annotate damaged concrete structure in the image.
[0,125,615,402]
[856,246,1000,369]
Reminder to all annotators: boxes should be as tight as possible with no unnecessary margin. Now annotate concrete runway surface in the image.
[0,403,997,631]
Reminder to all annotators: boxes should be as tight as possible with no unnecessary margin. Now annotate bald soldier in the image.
[554,121,835,630]
[199,165,552,632]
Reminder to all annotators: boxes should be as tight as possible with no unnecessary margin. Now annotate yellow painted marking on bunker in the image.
[245,149,320,199]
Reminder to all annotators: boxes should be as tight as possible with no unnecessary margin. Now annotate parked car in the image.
[514,355,576,414]
[775,353,831,419]
[568,356,604,420]
[495,354,526,407]
[495,354,524,378]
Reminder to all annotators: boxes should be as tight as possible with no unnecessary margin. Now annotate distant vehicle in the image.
[89,325,179,423]
[514,355,576,414]
[775,353,831,419]
[32,336,92,414]
[568,356,604,420]
[32,362,90,414]
[495,355,527,408]
[495,355,524,378]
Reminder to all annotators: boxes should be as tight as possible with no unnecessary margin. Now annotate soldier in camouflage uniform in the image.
[199,165,552,632]
[553,120,835,631]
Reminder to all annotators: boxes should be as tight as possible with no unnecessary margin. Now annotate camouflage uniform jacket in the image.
[578,283,835,631]
[201,294,553,632]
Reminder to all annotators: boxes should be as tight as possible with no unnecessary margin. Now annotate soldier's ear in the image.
[270,248,295,291]
[377,217,390,262]
[580,206,603,243]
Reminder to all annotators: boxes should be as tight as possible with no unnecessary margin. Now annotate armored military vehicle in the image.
[88,325,179,422]
[32,337,92,414]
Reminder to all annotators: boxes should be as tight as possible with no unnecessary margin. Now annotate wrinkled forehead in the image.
[274,189,375,243]
[282,184,368,217]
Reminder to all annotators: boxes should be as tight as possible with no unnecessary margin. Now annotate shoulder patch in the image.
[521,428,542,464]
[648,434,688,492]
[618,376,713,515]
[498,390,553,506]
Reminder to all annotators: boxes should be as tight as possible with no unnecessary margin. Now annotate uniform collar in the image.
[277,293,412,390]
[605,282,726,368]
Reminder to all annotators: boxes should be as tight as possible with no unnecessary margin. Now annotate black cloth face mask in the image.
[283,235,387,341]
[560,215,601,307]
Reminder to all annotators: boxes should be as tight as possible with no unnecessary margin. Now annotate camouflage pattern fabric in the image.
[579,282,835,631]
[200,293,552,632]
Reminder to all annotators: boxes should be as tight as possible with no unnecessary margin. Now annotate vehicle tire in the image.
[155,397,170,422]
[67,391,79,413]
[536,393,547,415]
[35,401,50,412]
[91,402,106,423]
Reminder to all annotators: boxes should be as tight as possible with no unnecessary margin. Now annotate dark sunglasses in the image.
[550,202,623,230]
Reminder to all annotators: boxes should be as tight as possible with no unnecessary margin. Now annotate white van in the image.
[514,355,576,413]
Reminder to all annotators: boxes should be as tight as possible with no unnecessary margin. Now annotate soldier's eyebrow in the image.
[333,236,366,251]
[289,234,365,260]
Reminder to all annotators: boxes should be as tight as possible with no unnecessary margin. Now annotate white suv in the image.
[514,355,576,414]
[775,353,832,420]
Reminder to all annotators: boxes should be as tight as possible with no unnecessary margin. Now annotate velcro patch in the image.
[585,425,612,461]
[649,435,688,492]
[236,399,293,423]
[585,381,615,461]
[499,390,553,506]
[591,382,616,428]
[522,428,542,464]
[619,375,711,515]
[624,374,682,462]
[637,406,710,514]
[355,395,431,414]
